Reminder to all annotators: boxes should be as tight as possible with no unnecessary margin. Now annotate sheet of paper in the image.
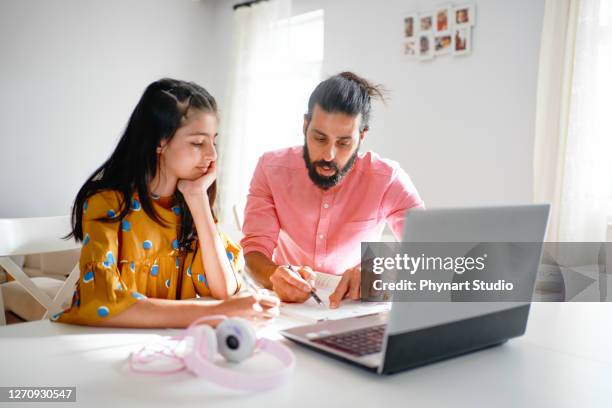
[280,272,390,323]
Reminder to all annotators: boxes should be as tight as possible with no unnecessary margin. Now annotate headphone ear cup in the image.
[216,318,257,363]
[192,325,218,361]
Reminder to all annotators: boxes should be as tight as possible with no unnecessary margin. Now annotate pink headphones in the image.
[129,315,295,392]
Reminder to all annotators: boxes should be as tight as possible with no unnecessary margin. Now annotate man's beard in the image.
[303,141,360,190]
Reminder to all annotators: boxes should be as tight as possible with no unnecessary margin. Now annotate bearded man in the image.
[241,72,424,308]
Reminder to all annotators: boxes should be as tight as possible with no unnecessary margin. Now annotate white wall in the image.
[206,0,236,112]
[1,0,546,218]
[0,0,216,217]
[300,0,545,208]
[210,0,546,209]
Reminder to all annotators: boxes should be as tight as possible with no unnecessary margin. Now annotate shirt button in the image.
[323,203,329,209]
[319,234,324,239]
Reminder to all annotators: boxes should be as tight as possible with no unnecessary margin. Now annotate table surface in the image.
[1,303,611,408]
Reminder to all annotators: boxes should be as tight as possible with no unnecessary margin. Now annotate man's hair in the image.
[305,71,386,132]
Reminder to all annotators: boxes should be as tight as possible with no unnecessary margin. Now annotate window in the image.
[218,7,324,231]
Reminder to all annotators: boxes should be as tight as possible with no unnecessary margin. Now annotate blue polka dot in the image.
[197,274,208,287]
[83,233,90,246]
[116,282,123,290]
[97,306,110,318]
[107,209,117,218]
[175,257,180,269]
[75,299,80,306]
[131,292,146,300]
[172,206,180,215]
[105,251,115,265]
[50,311,63,321]
[187,266,192,277]
[226,250,234,262]
[121,219,131,232]
[172,239,179,250]
[131,198,141,211]
[143,240,153,250]
[130,261,135,272]
[150,264,159,277]
[83,200,89,212]
[165,279,171,288]
[83,271,94,283]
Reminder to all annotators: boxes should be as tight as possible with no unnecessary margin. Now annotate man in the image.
[241,72,424,308]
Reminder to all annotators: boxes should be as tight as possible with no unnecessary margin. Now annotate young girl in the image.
[56,78,278,328]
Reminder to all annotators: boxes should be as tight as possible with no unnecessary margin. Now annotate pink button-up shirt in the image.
[240,146,424,275]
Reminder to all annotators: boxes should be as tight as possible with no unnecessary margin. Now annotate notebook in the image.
[280,272,390,323]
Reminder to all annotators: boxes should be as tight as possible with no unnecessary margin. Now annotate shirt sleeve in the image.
[240,155,281,259]
[381,167,425,241]
[56,191,141,325]
[186,229,244,297]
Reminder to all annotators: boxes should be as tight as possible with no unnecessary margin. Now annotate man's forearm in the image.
[244,251,278,289]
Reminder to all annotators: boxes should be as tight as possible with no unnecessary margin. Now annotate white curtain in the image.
[216,0,325,239]
[534,0,612,242]
[216,0,291,238]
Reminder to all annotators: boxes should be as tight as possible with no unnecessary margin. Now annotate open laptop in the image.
[281,204,550,374]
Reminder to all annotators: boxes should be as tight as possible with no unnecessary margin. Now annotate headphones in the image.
[129,315,295,392]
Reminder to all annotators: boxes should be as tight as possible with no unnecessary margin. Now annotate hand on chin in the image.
[177,161,217,198]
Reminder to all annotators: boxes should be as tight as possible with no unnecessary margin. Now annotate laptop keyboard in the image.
[312,324,387,357]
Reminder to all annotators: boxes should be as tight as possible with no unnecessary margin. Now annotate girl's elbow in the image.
[210,286,233,300]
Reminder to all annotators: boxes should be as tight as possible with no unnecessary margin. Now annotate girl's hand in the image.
[212,292,280,322]
[177,161,217,199]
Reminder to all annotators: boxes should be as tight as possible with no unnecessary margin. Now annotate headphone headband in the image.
[130,315,295,392]
[183,337,295,392]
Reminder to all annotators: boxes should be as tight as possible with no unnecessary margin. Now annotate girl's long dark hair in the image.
[66,78,218,252]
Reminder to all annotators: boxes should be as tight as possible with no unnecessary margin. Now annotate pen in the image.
[240,269,265,295]
[286,265,326,307]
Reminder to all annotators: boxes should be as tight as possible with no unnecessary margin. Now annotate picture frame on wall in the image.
[402,2,475,61]
[434,32,453,55]
[435,5,452,32]
[403,38,417,58]
[403,14,417,38]
[452,27,471,56]
[419,11,434,32]
[418,32,434,60]
[453,3,476,28]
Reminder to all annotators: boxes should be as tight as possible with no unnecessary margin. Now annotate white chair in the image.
[0,216,81,325]
[232,201,245,233]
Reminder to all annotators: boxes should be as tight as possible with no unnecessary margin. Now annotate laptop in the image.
[280,204,550,374]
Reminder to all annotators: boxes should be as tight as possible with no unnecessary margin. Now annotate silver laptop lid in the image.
[386,204,550,335]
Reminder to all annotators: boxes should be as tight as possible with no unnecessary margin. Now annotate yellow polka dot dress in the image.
[55,190,242,325]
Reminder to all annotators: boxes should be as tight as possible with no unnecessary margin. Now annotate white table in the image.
[1,303,611,408]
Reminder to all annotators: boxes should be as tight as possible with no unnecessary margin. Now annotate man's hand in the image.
[269,265,316,303]
[329,265,361,309]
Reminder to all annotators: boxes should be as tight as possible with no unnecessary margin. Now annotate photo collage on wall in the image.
[403,3,476,61]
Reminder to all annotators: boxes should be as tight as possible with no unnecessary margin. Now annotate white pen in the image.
[241,270,264,295]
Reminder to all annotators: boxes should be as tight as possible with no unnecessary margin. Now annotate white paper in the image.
[280,272,390,323]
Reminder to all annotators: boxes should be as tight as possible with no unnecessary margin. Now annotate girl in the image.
[56,78,278,328]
